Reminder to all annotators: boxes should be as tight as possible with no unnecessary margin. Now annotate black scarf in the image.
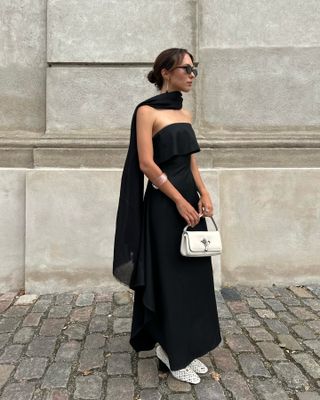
[113,90,183,288]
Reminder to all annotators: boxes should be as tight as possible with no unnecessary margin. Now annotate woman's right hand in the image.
[176,198,201,227]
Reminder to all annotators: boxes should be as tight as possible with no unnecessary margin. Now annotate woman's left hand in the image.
[198,192,214,217]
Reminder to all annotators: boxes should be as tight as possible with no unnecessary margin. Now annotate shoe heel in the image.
[158,359,170,372]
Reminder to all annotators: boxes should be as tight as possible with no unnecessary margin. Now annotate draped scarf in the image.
[112,90,183,288]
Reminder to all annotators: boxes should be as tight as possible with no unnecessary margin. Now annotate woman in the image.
[113,48,222,384]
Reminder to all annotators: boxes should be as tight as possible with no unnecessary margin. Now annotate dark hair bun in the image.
[147,70,156,84]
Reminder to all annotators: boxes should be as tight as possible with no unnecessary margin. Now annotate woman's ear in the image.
[161,67,169,81]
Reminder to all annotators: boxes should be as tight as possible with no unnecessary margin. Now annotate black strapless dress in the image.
[129,122,222,370]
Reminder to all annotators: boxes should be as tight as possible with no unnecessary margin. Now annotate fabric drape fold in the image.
[112,90,183,289]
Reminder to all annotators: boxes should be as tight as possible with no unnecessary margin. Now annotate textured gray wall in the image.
[0,0,46,134]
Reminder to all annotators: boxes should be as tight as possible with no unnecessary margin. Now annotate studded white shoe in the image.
[156,345,201,384]
[188,358,208,374]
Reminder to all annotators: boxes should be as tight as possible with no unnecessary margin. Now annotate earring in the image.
[166,80,169,93]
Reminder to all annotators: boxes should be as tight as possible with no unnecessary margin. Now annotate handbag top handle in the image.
[183,215,219,233]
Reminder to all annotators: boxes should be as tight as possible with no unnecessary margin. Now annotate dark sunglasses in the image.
[173,64,198,77]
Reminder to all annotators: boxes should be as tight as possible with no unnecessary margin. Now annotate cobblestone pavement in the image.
[0,285,320,400]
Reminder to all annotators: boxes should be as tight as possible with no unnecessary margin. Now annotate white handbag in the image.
[180,216,222,257]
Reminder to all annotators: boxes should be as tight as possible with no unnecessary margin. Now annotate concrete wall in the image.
[0,0,320,292]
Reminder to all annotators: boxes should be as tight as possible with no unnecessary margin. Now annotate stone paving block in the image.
[255,309,277,318]
[219,319,242,335]
[167,374,191,392]
[297,393,320,400]
[257,341,287,361]
[277,334,304,351]
[138,358,159,388]
[168,394,194,400]
[0,301,14,313]
[215,303,232,318]
[32,300,52,313]
[70,306,93,322]
[238,353,271,377]
[96,293,113,302]
[226,301,249,313]
[140,388,161,400]
[55,340,81,361]
[113,318,132,334]
[75,293,95,307]
[41,362,72,389]
[3,305,30,317]
[194,378,227,400]
[105,376,134,400]
[84,333,106,349]
[304,340,320,358]
[48,305,73,318]
[292,324,317,339]
[74,374,103,399]
[252,377,290,399]
[221,287,242,301]
[302,299,320,312]
[113,291,132,306]
[255,288,275,298]
[235,313,261,327]
[237,286,258,297]
[89,315,108,332]
[220,371,255,400]
[272,361,309,389]
[306,320,320,334]
[0,318,20,333]
[55,293,74,305]
[306,286,320,298]
[14,294,39,305]
[0,344,24,363]
[246,297,265,309]
[107,352,132,375]
[14,357,48,380]
[264,319,290,334]
[225,334,255,352]
[281,296,301,306]
[263,299,287,312]
[45,389,70,400]
[23,312,42,327]
[27,336,57,357]
[1,382,35,400]
[290,307,318,320]
[245,326,274,341]
[0,364,15,389]
[40,318,67,336]
[108,334,132,352]
[113,304,133,318]
[289,286,314,298]
[64,323,87,340]
[94,302,111,315]
[210,347,238,371]
[277,311,299,325]
[79,349,105,371]
[291,353,320,379]
[0,333,11,349]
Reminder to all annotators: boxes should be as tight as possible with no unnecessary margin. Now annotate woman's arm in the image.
[190,154,214,216]
[136,105,200,226]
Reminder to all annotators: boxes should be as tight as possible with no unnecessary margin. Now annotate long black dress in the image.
[129,122,222,370]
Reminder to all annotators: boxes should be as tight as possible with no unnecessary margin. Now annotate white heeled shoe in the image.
[156,345,201,384]
[188,358,208,374]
